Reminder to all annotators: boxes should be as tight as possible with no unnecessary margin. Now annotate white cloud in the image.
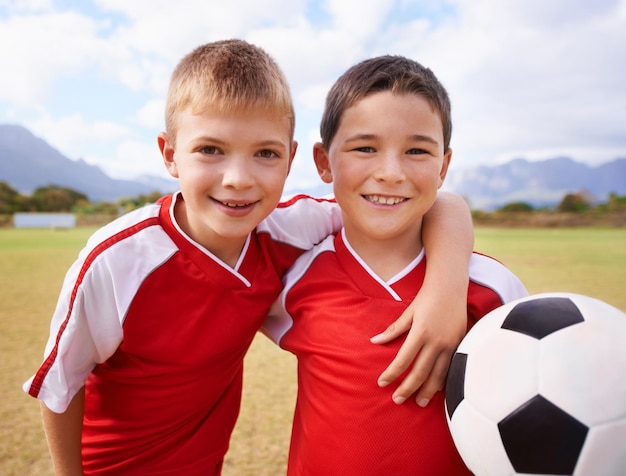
[90,139,165,179]
[94,0,305,61]
[0,0,53,12]
[296,82,332,114]
[391,0,626,167]
[1,0,625,187]
[0,11,104,105]
[135,99,166,129]
[27,113,131,158]
[325,0,392,38]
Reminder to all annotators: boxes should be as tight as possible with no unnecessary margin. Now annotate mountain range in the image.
[0,124,178,202]
[1,124,625,210]
[444,156,626,210]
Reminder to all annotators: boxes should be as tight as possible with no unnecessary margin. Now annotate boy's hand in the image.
[370,292,467,406]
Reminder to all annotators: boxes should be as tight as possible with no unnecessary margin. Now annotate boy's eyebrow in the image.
[255,139,290,148]
[344,133,376,143]
[410,134,440,146]
[191,135,226,145]
[344,133,440,145]
[191,136,288,148]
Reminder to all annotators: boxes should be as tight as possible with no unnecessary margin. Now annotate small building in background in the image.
[13,213,76,229]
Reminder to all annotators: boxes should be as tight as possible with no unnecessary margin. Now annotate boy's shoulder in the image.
[468,251,528,302]
[268,193,336,219]
[84,200,165,252]
[282,234,337,280]
[256,193,341,250]
[275,192,335,206]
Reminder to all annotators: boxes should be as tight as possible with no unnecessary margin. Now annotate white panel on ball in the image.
[464,329,540,422]
[574,419,626,475]
[446,400,514,476]
[539,298,626,424]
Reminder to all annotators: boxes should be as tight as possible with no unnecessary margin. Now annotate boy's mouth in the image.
[363,194,407,205]
[213,198,257,208]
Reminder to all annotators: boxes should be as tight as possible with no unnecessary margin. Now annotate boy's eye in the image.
[407,148,429,155]
[257,149,279,159]
[199,145,221,155]
[354,146,375,153]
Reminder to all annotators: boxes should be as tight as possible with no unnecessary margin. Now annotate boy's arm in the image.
[40,387,85,476]
[371,191,473,406]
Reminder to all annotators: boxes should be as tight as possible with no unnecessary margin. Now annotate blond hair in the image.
[165,39,295,144]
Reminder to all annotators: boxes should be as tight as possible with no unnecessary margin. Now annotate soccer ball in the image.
[445,292,626,476]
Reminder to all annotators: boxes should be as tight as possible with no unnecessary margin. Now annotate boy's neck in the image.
[342,227,423,282]
[172,197,247,268]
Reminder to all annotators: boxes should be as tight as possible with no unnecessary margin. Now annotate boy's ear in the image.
[158,132,179,179]
[438,149,452,188]
[313,142,333,184]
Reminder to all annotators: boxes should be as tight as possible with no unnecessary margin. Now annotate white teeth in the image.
[223,202,249,208]
[365,195,405,205]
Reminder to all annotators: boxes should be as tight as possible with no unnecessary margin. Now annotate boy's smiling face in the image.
[158,106,296,265]
[314,91,451,253]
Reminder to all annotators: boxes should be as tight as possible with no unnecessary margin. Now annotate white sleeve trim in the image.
[257,195,342,250]
[469,253,529,303]
[24,223,177,413]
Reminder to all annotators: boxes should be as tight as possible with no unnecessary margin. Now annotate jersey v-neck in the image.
[334,228,426,301]
[159,192,259,288]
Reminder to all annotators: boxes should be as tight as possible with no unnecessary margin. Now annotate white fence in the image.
[13,213,76,229]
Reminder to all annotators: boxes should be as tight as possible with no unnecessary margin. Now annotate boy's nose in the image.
[374,154,405,183]
[222,157,254,189]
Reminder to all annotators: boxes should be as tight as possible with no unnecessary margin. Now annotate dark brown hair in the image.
[320,55,451,151]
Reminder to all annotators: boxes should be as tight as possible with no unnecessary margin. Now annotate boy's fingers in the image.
[370,308,414,344]
[388,346,436,404]
[377,325,426,386]
[412,354,451,407]
[387,348,453,406]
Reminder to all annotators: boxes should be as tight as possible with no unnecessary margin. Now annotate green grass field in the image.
[1,226,624,475]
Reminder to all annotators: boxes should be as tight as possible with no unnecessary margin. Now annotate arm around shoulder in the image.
[260,195,343,250]
[422,191,474,293]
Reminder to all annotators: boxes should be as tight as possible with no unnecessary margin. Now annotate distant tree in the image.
[15,194,36,212]
[94,201,122,215]
[0,181,20,213]
[557,192,591,213]
[30,185,89,212]
[498,202,534,213]
[139,191,163,205]
[117,190,164,213]
[606,192,626,210]
[72,200,119,215]
[595,193,626,212]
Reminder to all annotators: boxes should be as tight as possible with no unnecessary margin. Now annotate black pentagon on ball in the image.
[445,352,467,419]
[501,297,584,339]
[498,394,588,475]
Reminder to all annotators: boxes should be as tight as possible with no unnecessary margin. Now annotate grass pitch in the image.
[1,226,624,475]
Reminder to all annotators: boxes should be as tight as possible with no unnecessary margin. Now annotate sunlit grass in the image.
[475,227,626,310]
[1,226,624,475]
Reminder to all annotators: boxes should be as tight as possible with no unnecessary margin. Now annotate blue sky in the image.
[1,0,625,194]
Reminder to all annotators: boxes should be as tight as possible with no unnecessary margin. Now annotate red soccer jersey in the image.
[264,230,528,476]
[24,192,341,475]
